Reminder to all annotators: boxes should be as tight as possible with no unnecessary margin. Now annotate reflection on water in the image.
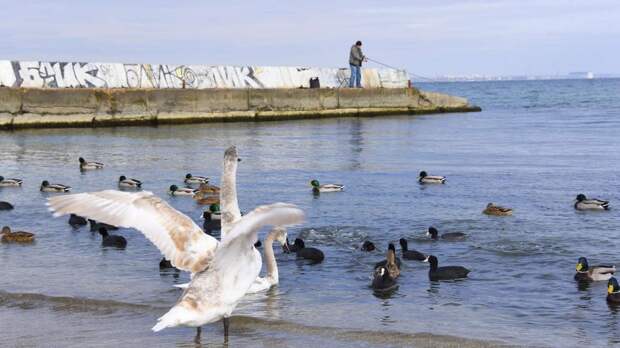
[1,79,620,347]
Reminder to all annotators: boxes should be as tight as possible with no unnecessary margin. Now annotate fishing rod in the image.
[366,57,439,82]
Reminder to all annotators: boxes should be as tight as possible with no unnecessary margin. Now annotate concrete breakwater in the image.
[0,87,480,130]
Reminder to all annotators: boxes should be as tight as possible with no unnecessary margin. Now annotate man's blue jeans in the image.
[349,64,362,88]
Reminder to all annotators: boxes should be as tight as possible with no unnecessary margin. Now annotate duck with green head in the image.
[0,176,23,187]
[575,194,609,211]
[608,277,620,304]
[169,185,197,196]
[310,179,344,193]
[418,171,446,184]
[574,257,615,281]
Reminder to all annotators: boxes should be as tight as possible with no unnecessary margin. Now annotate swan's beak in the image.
[422,256,429,263]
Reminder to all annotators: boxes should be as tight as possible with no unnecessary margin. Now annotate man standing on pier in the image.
[349,41,366,88]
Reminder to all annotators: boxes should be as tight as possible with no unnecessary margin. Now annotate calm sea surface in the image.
[1,79,619,347]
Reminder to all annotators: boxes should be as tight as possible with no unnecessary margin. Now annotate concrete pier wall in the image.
[0,60,408,89]
[0,87,480,130]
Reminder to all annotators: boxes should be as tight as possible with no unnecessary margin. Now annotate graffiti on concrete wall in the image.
[0,60,408,89]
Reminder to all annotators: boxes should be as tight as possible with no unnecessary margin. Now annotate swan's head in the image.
[576,194,587,202]
[79,157,86,163]
[273,227,289,251]
[310,179,320,187]
[427,227,439,239]
[119,175,126,181]
[224,146,241,167]
[418,171,428,179]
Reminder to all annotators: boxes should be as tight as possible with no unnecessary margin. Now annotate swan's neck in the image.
[263,232,278,284]
[221,160,240,230]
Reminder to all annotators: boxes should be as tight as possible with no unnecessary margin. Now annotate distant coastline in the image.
[421,73,619,83]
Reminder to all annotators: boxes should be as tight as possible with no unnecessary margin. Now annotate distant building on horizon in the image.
[568,71,595,79]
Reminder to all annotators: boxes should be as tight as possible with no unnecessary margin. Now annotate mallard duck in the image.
[119,176,142,189]
[399,238,426,260]
[423,255,470,281]
[427,226,466,241]
[169,185,197,196]
[483,203,512,216]
[79,157,104,170]
[40,180,71,192]
[574,257,615,281]
[310,179,344,193]
[0,176,23,187]
[198,182,220,194]
[184,173,209,185]
[418,171,446,184]
[0,201,14,210]
[1,226,35,243]
[202,204,222,233]
[608,277,620,304]
[575,194,609,211]
[98,227,127,248]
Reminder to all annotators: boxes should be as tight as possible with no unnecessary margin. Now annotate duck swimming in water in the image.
[184,173,209,185]
[119,176,142,189]
[310,179,344,193]
[483,203,512,216]
[418,171,446,184]
[399,238,426,260]
[607,277,620,304]
[291,238,324,263]
[98,227,127,248]
[1,226,35,243]
[40,180,71,193]
[79,157,104,170]
[427,226,466,241]
[574,194,609,211]
[371,265,398,292]
[68,214,88,227]
[169,185,197,196]
[0,201,14,210]
[423,255,470,281]
[361,240,376,252]
[0,176,23,187]
[574,257,615,282]
[374,243,402,269]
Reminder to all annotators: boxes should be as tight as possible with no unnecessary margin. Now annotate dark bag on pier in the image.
[309,77,320,88]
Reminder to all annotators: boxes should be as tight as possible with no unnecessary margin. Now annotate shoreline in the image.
[0,87,480,130]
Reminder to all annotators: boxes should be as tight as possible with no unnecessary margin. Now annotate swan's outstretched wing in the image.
[220,203,304,248]
[220,146,242,237]
[47,190,218,273]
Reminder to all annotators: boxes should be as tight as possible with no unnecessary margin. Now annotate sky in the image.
[1,0,618,77]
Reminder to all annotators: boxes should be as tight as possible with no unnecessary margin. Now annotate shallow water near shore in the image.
[1,79,620,347]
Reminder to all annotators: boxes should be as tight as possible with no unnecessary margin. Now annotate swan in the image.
[48,191,303,341]
[220,146,242,238]
[246,226,289,294]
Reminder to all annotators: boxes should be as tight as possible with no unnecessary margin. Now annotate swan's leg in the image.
[223,317,230,342]
[194,327,201,344]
